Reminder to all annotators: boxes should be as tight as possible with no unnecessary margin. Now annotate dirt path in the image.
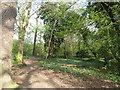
[11,58,119,88]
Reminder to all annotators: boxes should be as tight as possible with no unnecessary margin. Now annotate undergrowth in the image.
[38,58,120,85]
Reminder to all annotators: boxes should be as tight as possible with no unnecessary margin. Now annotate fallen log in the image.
[53,63,89,68]
[52,63,100,71]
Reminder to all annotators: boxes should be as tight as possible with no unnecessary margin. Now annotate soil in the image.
[11,58,119,88]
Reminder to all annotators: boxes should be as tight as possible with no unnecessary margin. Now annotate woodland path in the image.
[11,58,118,88]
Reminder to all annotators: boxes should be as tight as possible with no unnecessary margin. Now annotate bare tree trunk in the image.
[16,2,32,64]
[32,18,38,55]
[46,20,57,59]
[47,32,55,58]
[0,1,17,89]
[17,28,25,64]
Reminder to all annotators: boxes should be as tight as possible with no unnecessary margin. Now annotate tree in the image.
[0,1,17,88]
[39,2,78,58]
[32,17,39,55]
[16,1,34,64]
[85,2,120,73]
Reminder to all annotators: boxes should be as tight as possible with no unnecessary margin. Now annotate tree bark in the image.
[16,2,33,64]
[47,32,55,58]
[17,28,25,64]
[32,18,38,55]
[0,1,17,89]
[46,20,57,59]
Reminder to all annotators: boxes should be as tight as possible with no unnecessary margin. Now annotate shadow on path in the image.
[11,58,118,88]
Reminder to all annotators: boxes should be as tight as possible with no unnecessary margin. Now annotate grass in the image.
[7,81,19,88]
[23,55,43,59]
[38,58,120,85]
[12,61,27,68]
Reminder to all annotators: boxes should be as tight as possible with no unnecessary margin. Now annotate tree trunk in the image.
[47,30,55,58]
[16,2,32,64]
[32,18,38,55]
[17,27,25,64]
[46,20,57,59]
[0,1,17,89]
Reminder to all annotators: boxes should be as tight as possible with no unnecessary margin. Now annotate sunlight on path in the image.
[11,58,116,88]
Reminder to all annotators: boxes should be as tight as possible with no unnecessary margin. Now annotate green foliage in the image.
[12,40,19,60]
[12,40,34,60]
[16,52,23,63]
[23,42,33,56]
[12,40,18,54]
[38,58,120,85]
[33,43,46,56]
[39,2,81,58]
[12,2,120,83]
[76,49,89,58]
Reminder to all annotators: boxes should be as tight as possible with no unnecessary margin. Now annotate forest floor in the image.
[11,58,119,88]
